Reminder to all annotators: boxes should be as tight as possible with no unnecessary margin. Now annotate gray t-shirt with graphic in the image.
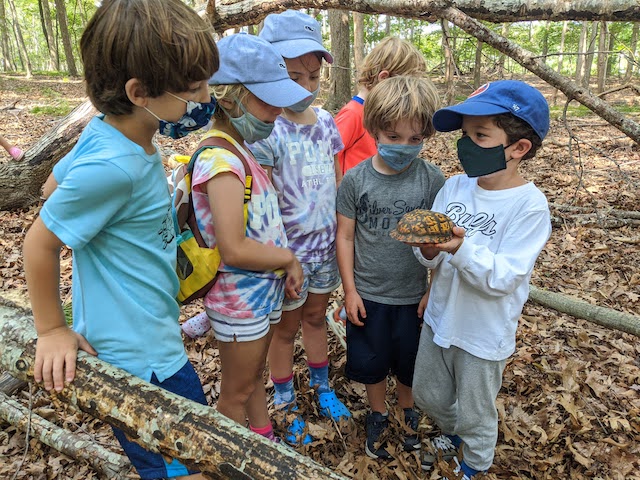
[337,158,445,305]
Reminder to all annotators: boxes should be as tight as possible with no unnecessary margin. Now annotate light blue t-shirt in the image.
[40,116,186,382]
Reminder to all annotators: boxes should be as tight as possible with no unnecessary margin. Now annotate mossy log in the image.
[0,306,346,480]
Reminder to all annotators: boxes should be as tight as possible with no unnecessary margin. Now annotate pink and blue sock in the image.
[272,374,295,406]
[308,360,330,394]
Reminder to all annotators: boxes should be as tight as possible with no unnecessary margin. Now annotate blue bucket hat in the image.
[259,10,333,64]
[433,80,550,140]
[209,33,311,108]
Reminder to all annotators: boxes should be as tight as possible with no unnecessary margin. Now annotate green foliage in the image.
[30,102,72,117]
[63,301,73,326]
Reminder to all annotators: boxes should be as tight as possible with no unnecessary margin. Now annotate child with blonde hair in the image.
[336,75,445,460]
[335,37,427,175]
[190,33,309,443]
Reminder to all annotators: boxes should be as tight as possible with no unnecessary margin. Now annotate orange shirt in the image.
[335,97,376,175]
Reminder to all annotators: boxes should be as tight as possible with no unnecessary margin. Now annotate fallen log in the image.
[0,306,347,480]
[0,100,97,211]
[0,391,132,478]
[529,286,640,337]
[0,371,27,395]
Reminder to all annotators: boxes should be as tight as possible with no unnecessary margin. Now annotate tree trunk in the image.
[528,286,640,337]
[596,21,608,93]
[39,0,59,71]
[7,0,31,77]
[441,19,456,105]
[207,0,640,31]
[324,9,351,112]
[53,0,78,76]
[497,23,509,78]
[353,11,365,91]
[541,21,550,65]
[439,7,640,145]
[0,100,97,211]
[552,21,569,105]
[0,0,12,71]
[0,391,133,478]
[576,21,588,85]
[582,21,598,88]
[623,22,638,83]
[473,38,483,88]
[0,306,347,480]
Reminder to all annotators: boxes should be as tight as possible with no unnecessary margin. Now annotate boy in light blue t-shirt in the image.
[23,1,218,478]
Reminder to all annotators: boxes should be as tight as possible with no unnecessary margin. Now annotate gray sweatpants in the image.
[412,325,507,471]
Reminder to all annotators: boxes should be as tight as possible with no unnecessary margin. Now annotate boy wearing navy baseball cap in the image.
[408,80,552,478]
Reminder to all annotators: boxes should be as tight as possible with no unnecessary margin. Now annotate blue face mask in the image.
[377,142,423,171]
[287,87,317,113]
[457,136,512,178]
[146,92,216,139]
[221,99,275,143]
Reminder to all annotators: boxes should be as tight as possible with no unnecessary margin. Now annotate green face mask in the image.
[456,136,513,178]
[221,98,275,143]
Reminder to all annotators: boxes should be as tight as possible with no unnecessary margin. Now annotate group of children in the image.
[24,1,552,479]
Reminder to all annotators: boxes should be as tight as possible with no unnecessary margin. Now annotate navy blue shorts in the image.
[111,361,207,479]
[345,299,421,386]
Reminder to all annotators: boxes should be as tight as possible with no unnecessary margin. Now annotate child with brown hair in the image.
[24,0,219,478]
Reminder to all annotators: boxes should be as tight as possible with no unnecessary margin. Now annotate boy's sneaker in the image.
[318,390,351,421]
[276,404,313,446]
[421,434,460,471]
[452,457,486,479]
[365,412,392,460]
[402,408,420,451]
[181,311,211,338]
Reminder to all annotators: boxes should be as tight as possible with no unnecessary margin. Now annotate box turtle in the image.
[390,209,454,243]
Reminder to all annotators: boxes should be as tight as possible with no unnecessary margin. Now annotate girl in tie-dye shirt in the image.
[187,33,309,444]
[247,10,352,446]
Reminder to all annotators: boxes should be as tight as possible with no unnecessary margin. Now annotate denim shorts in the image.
[283,256,341,311]
[345,298,422,386]
[111,361,207,479]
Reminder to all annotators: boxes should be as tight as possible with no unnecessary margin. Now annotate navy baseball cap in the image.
[259,10,333,64]
[209,33,311,108]
[433,80,550,140]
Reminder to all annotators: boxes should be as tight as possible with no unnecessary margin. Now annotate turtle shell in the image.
[390,209,454,243]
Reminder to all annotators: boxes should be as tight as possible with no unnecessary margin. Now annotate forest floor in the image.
[0,73,638,480]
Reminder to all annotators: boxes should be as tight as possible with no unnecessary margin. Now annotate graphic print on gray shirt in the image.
[337,158,445,305]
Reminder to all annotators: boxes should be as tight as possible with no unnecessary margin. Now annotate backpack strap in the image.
[186,135,253,248]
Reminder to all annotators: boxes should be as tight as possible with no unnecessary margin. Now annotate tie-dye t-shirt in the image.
[191,130,287,319]
[249,108,343,263]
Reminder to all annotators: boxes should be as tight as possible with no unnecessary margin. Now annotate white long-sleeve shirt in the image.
[414,174,551,361]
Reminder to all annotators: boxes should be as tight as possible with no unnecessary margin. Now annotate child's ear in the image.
[378,70,391,81]
[509,138,532,160]
[124,78,149,107]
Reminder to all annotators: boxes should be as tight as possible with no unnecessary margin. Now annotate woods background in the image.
[0,0,639,479]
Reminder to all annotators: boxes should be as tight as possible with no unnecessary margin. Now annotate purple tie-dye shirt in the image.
[191,131,286,319]
[249,108,343,263]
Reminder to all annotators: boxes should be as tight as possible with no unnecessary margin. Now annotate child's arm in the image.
[335,213,366,326]
[333,154,343,187]
[206,172,303,297]
[23,218,97,392]
[42,173,58,199]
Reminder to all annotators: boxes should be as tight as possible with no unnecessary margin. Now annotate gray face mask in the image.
[221,98,275,143]
[287,87,317,113]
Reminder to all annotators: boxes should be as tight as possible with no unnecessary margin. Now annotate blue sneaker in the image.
[277,404,313,446]
[318,390,351,421]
